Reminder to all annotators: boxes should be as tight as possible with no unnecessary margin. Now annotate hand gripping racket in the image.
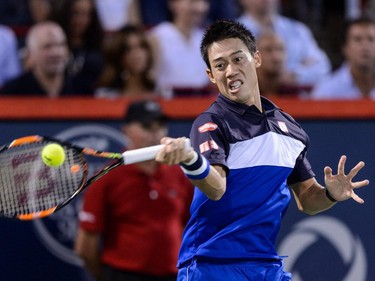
[0,135,190,220]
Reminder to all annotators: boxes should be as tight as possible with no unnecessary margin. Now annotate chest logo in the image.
[278,121,289,133]
[198,122,218,133]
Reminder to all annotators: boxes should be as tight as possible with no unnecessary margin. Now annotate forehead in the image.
[257,34,284,49]
[348,23,375,37]
[35,27,65,45]
[208,38,249,61]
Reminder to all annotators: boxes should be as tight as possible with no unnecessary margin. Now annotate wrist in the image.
[180,151,210,180]
[325,188,337,203]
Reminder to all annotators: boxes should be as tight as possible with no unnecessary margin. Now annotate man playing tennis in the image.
[156,20,369,280]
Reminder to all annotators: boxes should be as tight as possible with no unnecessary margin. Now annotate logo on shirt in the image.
[278,121,289,133]
[199,140,219,153]
[198,122,218,133]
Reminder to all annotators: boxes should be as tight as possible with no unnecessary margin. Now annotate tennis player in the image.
[156,20,369,280]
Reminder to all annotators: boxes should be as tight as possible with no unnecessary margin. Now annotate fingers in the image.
[156,137,192,165]
[351,191,364,204]
[324,166,332,178]
[337,155,346,175]
[352,179,370,189]
[347,161,365,179]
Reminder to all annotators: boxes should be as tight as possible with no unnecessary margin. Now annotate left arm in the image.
[291,155,369,215]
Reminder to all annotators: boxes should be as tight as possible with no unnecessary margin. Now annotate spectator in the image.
[256,32,311,98]
[206,0,239,24]
[0,25,22,88]
[75,100,193,281]
[147,0,212,98]
[237,0,331,87]
[94,0,141,32]
[0,0,51,27]
[311,17,375,99]
[139,0,169,27]
[0,21,93,97]
[50,0,104,93]
[95,25,157,99]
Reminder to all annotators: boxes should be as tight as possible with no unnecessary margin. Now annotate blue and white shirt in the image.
[177,94,315,267]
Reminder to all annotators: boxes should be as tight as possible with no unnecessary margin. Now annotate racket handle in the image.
[122,138,191,165]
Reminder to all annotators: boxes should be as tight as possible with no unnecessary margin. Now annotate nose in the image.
[226,63,239,78]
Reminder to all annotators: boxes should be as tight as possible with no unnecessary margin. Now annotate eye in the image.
[234,56,243,63]
[215,62,224,69]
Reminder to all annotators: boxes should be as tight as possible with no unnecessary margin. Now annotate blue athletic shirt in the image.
[177,94,315,267]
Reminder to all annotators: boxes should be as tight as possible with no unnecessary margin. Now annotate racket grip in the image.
[122,138,191,165]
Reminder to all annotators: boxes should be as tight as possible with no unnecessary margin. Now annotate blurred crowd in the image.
[0,0,374,99]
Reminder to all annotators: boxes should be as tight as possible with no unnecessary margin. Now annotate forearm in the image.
[291,179,337,215]
[83,256,102,281]
[75,230,103,280]
[191,164,226,201]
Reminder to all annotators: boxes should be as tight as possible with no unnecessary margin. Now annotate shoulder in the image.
[149,22,174,36]
[311,65,353,99]
[276,15,314,37]
[0,72,36,95]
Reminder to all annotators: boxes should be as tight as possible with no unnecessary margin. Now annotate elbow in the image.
[297,205,322,216]
[207,184,226,201]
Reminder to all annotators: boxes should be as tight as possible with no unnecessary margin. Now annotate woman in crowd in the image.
[50,0,104,93]
[95,25,157,98]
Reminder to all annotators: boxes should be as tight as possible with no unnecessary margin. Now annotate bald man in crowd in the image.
[0,21,93,97]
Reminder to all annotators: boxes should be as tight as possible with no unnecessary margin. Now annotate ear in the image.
[206,68,216,83]
[254,51,261,68]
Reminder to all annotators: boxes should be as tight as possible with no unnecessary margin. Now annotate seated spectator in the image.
[237,0,331,88]
[311,17,375,99]
[95,25,157,99]
[0,0,51,27]
[147,0,213,98]
[256,32,311,98]
[50,0,105,94]
[0,21,93,97]
[94,0,141,32]
[206,0,239,24]
[0,25,22,88]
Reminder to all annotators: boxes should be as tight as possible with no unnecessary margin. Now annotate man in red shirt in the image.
[75,100,193,281]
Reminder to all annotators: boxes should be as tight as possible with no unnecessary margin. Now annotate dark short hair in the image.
[123,100,167,127]
[342,16,375,45]
[200,19,257,69]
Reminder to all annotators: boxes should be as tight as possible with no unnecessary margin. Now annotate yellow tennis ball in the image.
[41,143,66,167]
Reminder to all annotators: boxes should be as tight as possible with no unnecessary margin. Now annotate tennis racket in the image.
[0,135,190,220]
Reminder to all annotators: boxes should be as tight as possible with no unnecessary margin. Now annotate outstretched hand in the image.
[324,155,369,204]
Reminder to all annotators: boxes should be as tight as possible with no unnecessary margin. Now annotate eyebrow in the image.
[211,50,244,63]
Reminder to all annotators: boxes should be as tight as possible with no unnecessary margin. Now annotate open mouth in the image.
[229,80,243,92]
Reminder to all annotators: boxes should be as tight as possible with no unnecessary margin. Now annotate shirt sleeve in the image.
[78,180,107,233]
[190,112,230,174]
[287,149,315,185]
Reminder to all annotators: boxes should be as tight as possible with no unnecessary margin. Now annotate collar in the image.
[216,94,279,116]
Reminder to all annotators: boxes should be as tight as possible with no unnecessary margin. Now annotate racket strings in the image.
[0,141,85,217]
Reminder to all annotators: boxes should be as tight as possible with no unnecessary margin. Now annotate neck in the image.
[247,8,274,28]
[351,65,375,97]
[126,142,158,174]
[174,20,194,40]
[122,74,152,96]
[33,68,64,98]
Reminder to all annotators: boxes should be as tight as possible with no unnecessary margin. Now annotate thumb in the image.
[324,166,333,178]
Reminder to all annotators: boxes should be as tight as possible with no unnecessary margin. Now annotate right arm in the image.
[75,228,102,281]
[156,137,227,201]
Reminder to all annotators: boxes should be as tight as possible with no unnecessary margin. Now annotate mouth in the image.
[228,80,243,93]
